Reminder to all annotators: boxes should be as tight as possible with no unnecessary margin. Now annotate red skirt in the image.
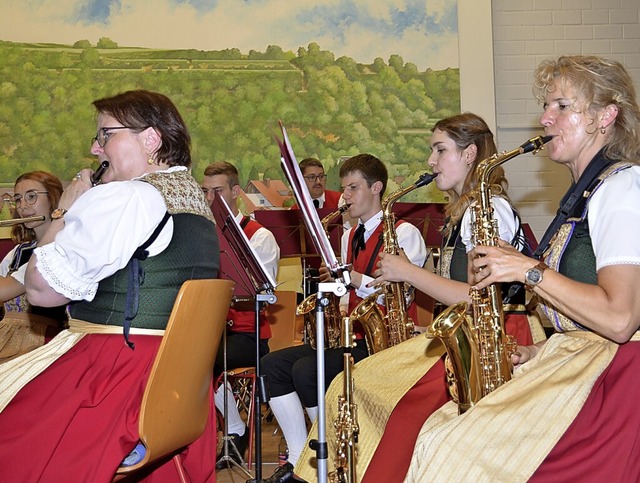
[0,333,217,482]
[362,313,534,483]
[530,340,640,482]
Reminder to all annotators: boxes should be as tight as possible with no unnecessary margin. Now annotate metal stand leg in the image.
[216,322,252,478]
[246,292,277,483]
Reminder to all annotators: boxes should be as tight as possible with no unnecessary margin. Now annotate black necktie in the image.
[352,224,366,260]
[313,199,320,209]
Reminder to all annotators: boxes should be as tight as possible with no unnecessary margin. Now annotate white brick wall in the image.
[491,0,640,240]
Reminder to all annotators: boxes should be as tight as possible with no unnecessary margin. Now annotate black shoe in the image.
[216,429,249,470]
[261,462,308,483]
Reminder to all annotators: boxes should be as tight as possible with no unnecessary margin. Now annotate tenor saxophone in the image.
[297,204,349,349]
[352,172,438,352]
[426,135,552,414]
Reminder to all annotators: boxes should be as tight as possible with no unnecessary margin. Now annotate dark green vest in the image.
[69,171,220,330]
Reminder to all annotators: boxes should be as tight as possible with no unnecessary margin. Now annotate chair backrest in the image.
[137,278,233,464]
[267,290,304,351]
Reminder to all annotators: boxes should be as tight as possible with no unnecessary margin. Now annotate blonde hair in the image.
[533,55,640,162]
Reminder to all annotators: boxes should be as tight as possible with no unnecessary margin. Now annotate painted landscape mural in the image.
[0,0,460,217]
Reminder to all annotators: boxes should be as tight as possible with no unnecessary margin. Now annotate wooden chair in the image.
[114,278,234,481]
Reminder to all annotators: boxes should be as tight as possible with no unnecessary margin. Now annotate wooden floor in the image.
[215,412,285,483]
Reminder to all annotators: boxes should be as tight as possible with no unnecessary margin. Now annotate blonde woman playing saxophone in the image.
[295,113,546,483]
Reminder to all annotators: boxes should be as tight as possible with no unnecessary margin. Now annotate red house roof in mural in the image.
[244,179,293,210]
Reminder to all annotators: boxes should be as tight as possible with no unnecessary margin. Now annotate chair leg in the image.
[246,374,257,468]
[173,454,188,483]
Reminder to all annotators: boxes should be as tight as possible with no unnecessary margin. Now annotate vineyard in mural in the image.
[0,39,459,203]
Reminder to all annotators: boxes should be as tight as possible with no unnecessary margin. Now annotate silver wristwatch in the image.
[524,261,548,292]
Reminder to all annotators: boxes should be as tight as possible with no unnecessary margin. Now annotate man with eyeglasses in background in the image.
[201,161,280,470]
[291,158,342,210]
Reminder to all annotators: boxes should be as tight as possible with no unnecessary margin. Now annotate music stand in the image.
[211,195,277,482]
[276,122,351,483]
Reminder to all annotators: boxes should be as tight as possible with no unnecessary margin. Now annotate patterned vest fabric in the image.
[441,206,527,306]
[540,161,632,332]
[69,170,220,330]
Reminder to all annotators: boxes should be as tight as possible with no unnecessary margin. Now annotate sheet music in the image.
[276,122,346,279]
[210,194,276,295]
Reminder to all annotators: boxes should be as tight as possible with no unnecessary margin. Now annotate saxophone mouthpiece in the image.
[338,204,351,214]
[519,135,554,155]
[415,172,439,188]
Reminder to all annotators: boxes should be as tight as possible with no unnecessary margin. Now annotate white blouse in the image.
[34,169,182,301]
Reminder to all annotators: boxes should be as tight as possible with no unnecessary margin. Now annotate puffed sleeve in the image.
[460,197,520,252]
[34,180,172,301]
[589,166,640,270]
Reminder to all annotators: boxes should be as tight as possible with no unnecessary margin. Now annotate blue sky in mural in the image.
[0,0,458,69]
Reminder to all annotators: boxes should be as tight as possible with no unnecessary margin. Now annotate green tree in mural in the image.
[73,40,92,49]
[97,37,118,49]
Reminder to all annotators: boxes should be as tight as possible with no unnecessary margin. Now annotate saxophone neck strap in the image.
[534,150,615,259]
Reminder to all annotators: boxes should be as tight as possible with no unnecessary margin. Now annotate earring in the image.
[147,158,155,165]
[600,126,606,134]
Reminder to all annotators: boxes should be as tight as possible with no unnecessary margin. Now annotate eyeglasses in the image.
[92,127,131,147]
[10,190,49,208]
[303,174,327,182]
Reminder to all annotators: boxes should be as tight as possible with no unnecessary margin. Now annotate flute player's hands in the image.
[57,169,92,211]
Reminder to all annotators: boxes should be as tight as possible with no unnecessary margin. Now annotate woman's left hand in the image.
[469,240,536,289]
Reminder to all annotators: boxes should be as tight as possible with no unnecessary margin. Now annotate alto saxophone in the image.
[297,204,349,349]
[352,172,438,352]
[426,135,552,414]
[328,317,359,483]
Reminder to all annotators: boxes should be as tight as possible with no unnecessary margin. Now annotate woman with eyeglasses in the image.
[0,171,66,363]
[0,90,220,481]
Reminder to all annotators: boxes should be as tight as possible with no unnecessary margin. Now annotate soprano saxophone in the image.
[297,204,349,349]
[426,135,552,414]
[352,172,438,352]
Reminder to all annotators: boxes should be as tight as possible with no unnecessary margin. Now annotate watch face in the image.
[527,268,542,284]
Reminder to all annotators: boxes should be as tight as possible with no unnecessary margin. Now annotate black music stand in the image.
[211,195,277,482]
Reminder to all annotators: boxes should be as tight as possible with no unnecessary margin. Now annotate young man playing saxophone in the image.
[260,153,427,483]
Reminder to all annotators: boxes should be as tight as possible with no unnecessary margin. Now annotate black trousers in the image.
[214,331,270,377]
[260,342,369,407]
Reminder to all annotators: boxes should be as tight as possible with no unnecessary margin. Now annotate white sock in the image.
[305,406,318,423]
[269,392,308,466]
[214,382,246,436]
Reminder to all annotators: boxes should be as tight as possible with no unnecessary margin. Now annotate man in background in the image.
[291,158,342,210]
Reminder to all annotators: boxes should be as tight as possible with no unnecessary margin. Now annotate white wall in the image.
[491,0,640,239]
